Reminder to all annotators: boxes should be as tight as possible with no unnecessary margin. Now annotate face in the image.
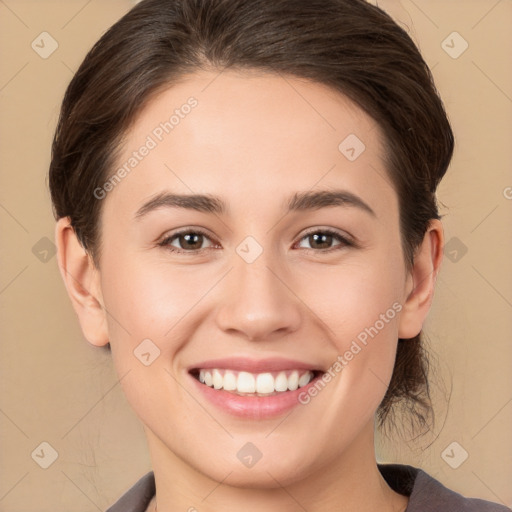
[93,69,413,486]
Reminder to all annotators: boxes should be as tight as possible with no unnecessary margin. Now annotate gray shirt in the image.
[105,463,511,511]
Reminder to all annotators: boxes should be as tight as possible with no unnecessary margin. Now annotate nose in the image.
[215,247,302,342]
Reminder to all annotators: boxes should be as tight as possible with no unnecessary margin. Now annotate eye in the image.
[158,227,354,254]
[158,228,217,253]
[295,228,353,252]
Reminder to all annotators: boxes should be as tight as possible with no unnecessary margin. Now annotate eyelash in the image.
[157,227,355,255]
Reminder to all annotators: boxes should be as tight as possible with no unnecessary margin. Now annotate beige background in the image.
[0,0,511,510]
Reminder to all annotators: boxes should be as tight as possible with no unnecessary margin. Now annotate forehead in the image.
[131,68,379,149]
[104,69,395,219]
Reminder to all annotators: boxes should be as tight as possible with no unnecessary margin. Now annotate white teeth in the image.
[288,370,299,391]
[237,371,256,393]
[275,372,288,392]
[256,373,274,394]
[196,369,315,394]
[223,371,237,391]
[298,372,312,387]
[212,369,223,389]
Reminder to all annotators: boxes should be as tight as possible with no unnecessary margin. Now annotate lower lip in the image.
[189,372,324,419]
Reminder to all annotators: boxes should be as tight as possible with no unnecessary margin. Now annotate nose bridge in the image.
[215,236,301,340]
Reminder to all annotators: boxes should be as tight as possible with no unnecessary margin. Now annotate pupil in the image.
[312,233,332,248]
[182,233,202,249]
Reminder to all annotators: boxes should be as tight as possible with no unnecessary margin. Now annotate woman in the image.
[48,0,510,511]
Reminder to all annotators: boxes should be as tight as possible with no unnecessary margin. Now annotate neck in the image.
[145,420,408,512]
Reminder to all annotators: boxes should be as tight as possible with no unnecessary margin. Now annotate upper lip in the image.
[189,357,322,374]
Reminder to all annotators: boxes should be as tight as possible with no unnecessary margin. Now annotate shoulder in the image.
[378,463,511,512]
[105,466,511,512]
[105,471,155,512]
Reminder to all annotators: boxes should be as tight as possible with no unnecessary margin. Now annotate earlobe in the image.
[398,219,444,339]
[55,217,109,347]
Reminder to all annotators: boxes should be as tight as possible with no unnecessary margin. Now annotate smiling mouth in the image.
[190,368,323,397]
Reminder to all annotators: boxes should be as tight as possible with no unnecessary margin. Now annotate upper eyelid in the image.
[160,227,217,244]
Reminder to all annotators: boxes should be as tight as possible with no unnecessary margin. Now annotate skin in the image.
[56,69,443,512]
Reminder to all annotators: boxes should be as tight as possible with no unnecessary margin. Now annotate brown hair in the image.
[48,0,454,435]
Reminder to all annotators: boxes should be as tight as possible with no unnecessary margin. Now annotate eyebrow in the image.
[134,189,376,219]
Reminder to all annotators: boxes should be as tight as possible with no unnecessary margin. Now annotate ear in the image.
[398,219,444,339]
[55,217,109,347]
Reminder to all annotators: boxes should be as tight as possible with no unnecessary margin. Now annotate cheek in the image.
[99,256,228,391]
[308,254,403,337]
[100,255,204,338]
[312,258,403,401]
